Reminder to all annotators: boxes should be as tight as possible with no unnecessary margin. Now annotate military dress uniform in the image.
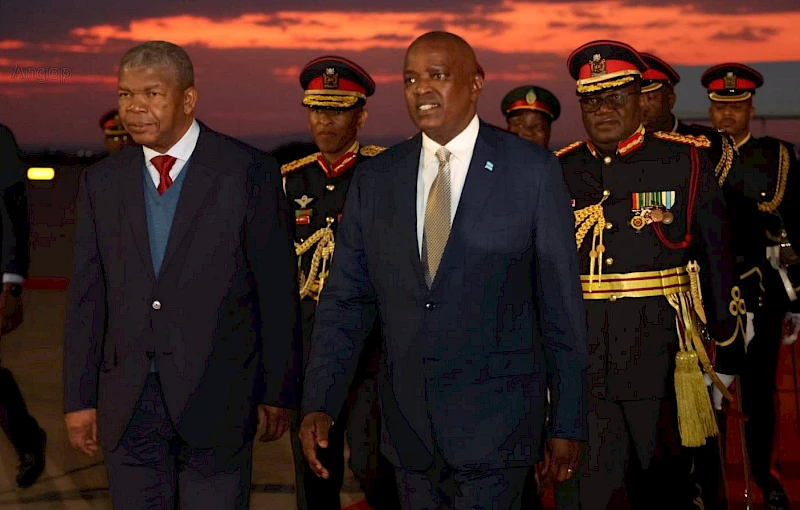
[642,52,740,510]
[554,41,744,510]
[280,56,399,510]
[702,62,800,508]
[99,109,133,154]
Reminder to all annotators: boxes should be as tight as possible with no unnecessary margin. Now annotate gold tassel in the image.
[669,291,719,447]
[674,350,718,447]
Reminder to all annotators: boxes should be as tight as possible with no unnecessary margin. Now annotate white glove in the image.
[745,312,755,352]
[783,312,800,346]
[704,373,735,410]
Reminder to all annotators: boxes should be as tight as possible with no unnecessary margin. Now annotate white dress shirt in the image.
[142,119,200,188]
[416,114,480,255]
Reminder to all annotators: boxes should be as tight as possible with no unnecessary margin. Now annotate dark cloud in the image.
[0,0,508,42]
[372,33,412,42]
[518,0,799,13]
[548,21,568,29]
[711,27,780,42]
[575,23,623,31]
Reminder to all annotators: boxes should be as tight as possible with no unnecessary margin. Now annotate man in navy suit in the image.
[0,122,46,489]
[299,31,588,508]
[62,41,301,509]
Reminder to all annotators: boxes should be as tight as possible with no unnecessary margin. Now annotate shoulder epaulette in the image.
[652,131,711,149]
[554,140,586,158]
[359,145,385,157]
[281,153,320,176]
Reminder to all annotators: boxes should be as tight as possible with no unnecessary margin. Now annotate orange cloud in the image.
[0,40,26,50]
[62,1,800,65]
[0,69,116,85]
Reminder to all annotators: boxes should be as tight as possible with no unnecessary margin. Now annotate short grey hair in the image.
[119,41,195,90]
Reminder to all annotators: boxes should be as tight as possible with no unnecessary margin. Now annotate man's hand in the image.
[704,372,735,410]
[0,284,23,335]
[782,312,800,346]
[298,411,333,479]
[257,405,290,442]
[535,437,581,488]
[65,409,99,457]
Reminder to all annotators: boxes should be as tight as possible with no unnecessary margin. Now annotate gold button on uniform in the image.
[603,156,612,165]
[609,295,617,302]
[326,184,335,191]
[326,216,335,223]
[605,257,614,266]
[605,222,613,230]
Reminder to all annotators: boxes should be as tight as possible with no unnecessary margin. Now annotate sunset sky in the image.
[1,0,799,151]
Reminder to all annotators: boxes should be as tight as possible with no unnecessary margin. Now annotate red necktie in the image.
[151,155,177,195]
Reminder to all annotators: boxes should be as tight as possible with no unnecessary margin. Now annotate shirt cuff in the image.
[3,273,24,284]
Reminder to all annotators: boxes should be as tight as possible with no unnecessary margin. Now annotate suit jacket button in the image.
[152,300,161,310]
[425,302,435,310]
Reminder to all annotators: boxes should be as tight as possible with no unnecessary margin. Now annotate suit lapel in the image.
[432,123,499,289]
[158,129,218,277]
[393,135,428,292]
[120,149,156,279]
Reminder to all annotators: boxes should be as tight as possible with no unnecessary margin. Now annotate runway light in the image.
[27,167,55,181]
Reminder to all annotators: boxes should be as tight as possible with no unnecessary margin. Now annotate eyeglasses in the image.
[579,91,639,113]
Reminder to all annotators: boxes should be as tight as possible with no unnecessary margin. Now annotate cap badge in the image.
[525,89,537,104]
[323,67,339,90]
[590,53,606,77]
[724,71,736,89]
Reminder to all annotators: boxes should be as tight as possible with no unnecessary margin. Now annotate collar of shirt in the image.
[421,114,480,169]
[142,119,200,185]
[736,132,752,150]
[316,140,360,179]
[585,124,645,159]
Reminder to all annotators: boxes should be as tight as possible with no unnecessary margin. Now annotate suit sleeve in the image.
[246,154,302,409]
[692,149,744,374]
[0,125,29,280]
[533,153,589,441]
[1,182,30,279]
[301,166,377,419]
[63,168,106,412]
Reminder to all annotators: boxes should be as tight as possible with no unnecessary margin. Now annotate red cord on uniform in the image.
[653,147,700,250]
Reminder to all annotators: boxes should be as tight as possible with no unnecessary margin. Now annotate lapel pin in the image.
[485,161,494,171]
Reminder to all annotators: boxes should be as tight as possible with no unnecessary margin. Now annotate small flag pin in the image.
[485,161,494,171]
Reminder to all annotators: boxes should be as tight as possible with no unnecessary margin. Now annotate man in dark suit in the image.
[62,41,301,509]
[299,31,588,508]
[0,122,45,489]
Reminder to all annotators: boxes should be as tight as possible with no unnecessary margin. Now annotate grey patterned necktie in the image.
[422,147,452,288]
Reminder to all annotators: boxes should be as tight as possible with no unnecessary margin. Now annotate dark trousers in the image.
[0,365,44,457]
[555,396,694,510]
[740,305,785,492]
[292,299,399,509]
[393,449,529,510]
[103,373,253,510]
[687,412,728,510]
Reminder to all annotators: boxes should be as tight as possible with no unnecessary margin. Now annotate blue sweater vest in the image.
[143,160,188,277]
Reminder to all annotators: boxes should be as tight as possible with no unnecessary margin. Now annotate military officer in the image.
[500,85,561,147]
[640,52,738,510]
[702,62,800,510]
[99,109,133,153]
[278,56,399,510]
[553,41,743,510]
[640,52,736,178]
